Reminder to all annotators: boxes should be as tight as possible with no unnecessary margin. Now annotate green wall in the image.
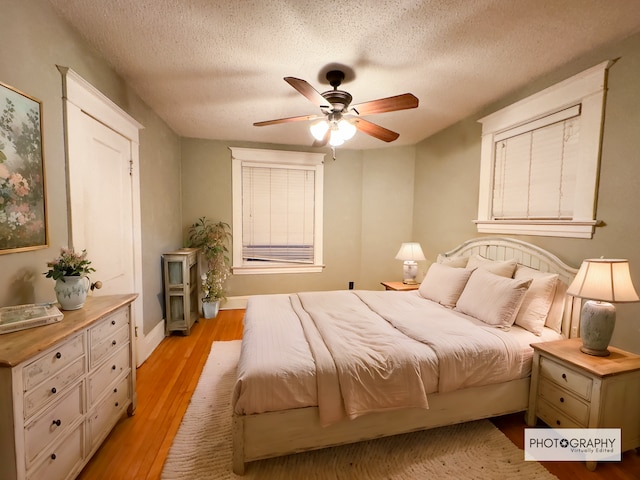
[0,1,183,335]
[414,31,640,353]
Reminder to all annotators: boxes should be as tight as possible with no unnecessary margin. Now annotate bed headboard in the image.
[437,237,581,339]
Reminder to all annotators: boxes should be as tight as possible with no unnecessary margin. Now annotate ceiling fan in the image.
[254,70,419,147]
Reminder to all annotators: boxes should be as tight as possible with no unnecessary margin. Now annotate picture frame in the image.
[0,81,48,254]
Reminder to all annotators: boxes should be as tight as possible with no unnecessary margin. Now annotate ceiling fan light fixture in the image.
[329,128,344,147]
[310,120,329,141]
[337,119,356,140]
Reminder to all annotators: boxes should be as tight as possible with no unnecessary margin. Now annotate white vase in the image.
[202,299,220,319]
[55,276,90,310]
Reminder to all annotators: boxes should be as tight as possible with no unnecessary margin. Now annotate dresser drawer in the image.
[27,422,84,480]
[539,378,590,425]
[88,374,130,449]
[88,345,130,406]
[537,397,586,429]
[24,381,84,467]
[90,308,130,346]
[23,333,85,391]
[90,324,130,368]
[540,356,593,400]
[24,356,85,419]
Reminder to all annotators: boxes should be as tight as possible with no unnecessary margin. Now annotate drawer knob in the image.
[114,388,118,393]
[561,373,567,380]
[556,420,561,426]
[52,419,61,427]
[111,320,116,325]
[51,454,57,460]
[115,402,119,407]
[112,365,116,371]
[560,397,565,403]
[112,340,117,346]
[55,352,62,359]
[51,387,57,394]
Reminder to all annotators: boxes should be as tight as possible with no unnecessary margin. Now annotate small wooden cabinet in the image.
[381,281,420,291]
[0,294,137,480]
[163,248,199,335]
[526,338,640,470]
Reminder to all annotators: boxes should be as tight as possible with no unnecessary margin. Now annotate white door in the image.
[60,67,144,365]
[69,114,134,295]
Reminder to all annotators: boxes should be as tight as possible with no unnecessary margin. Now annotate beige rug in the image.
[162,340,558,479]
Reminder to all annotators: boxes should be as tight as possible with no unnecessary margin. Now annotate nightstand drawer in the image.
[537,398,585,428]
[540,356,592,401]
[539,378,590,425]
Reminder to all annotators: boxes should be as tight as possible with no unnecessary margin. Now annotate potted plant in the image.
[187,217,231,318]
[44,247,96,310]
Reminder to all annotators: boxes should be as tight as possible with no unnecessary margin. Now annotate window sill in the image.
[232,264,325,275]
[474,220,597,239]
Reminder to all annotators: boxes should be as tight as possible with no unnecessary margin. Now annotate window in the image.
[476,60,614,238]
[230,147,325,274]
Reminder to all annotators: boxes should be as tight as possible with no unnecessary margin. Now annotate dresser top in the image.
[532,338,640,377]
[0,294,138,367]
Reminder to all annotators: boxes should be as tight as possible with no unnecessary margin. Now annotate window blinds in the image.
[492,105,580,220]
[242,165,315,264]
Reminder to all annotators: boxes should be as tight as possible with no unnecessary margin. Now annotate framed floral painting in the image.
[0,81,48,254]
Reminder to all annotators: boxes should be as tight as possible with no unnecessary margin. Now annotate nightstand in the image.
[381,281,419,291]
[526,338,640,470]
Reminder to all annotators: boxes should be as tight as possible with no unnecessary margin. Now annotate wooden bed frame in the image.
[232,237,580,474]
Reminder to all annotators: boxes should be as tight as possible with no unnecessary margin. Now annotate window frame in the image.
[475,60,614,239]
[230,147,325,275]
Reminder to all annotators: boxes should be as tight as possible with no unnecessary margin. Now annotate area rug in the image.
[162,340,558,480]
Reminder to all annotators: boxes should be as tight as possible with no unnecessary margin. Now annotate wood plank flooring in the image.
[78,309,640,479]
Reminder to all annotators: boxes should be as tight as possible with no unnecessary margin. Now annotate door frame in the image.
[58,66,145,366]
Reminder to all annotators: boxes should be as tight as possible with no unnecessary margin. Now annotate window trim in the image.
[475,60,614,239]
[230,147,325,274]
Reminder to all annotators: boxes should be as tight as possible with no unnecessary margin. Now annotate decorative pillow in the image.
[455,268,532,328]
[513,265,559,335]
[545,280,568,333]
[439,255,469,268]
[418,263,474,308]
[465,254,517,278]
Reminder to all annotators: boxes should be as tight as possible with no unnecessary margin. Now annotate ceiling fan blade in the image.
[254,114,319,127]
[350,93,419,116]
[353,118,400,142]
[284,77,332,109]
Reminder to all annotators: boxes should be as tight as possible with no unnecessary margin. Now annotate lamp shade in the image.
[395,243,426,262]
[567,258,639,303]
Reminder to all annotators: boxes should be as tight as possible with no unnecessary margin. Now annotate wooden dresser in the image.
[0,294,138,480]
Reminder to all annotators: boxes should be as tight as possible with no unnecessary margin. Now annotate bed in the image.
[231,237,581,474]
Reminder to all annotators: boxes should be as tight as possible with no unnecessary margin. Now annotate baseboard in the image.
[222,296,249,310]
[136,319,165,367]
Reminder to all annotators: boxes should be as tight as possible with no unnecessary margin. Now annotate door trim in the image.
[58,66,145,367]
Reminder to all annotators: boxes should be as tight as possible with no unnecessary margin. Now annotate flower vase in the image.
[55,275,90,310]
[202,299,220,319]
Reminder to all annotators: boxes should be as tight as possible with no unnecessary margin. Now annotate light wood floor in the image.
[78,309,640,479]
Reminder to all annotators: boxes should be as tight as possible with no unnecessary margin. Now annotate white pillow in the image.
[545,280,568,333]
[455,268,532,328]
[418,263,474,308]
[513,265,559,335]
[466,254,517,278]
[439,255,469,268]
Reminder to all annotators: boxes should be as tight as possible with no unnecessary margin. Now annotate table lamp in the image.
[395,242,426,285]
[566,258,639,356]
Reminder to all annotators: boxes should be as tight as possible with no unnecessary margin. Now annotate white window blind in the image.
[231,147,325,274]
[492,106,580,220]
[242,165,315,264]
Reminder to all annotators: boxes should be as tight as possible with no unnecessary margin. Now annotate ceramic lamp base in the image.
[580,300,616,357]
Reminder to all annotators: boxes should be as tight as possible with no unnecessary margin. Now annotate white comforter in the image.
[232,290,560,426]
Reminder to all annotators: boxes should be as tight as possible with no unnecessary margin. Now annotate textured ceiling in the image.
[47,0,640,150]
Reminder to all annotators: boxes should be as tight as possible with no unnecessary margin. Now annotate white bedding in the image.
[232,290,563,426]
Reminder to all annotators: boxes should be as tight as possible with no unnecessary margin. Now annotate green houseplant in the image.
[187,217,231,318]
[44,247,96,310]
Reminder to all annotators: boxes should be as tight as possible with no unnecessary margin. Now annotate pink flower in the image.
[0,163,9,179]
